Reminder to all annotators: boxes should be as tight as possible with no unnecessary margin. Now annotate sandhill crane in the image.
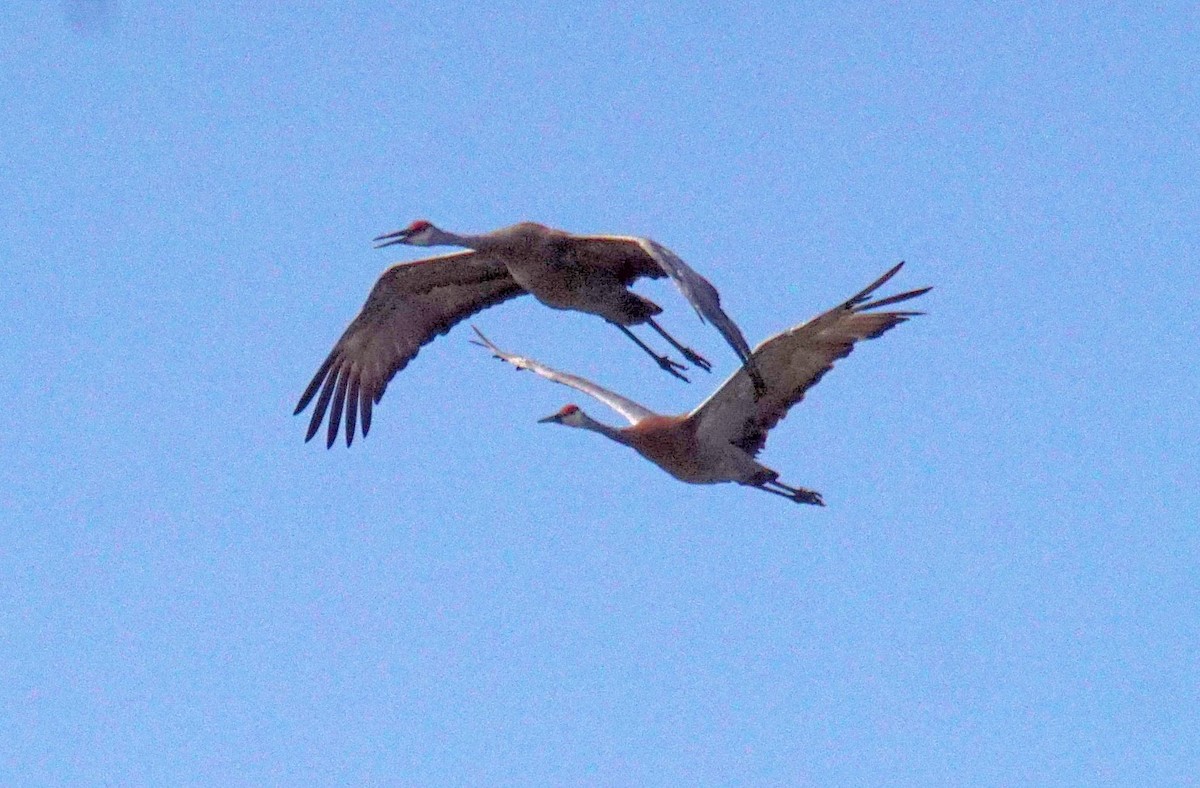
[295,220,764,448]
[472,262,929,505]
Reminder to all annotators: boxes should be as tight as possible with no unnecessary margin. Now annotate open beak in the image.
[372,227,413,249]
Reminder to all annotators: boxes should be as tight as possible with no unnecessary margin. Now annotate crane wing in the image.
[557,235,666,284]
[295,251,527,447]
[470,327,657,426]
[570,235,764,393]
[691,263,930,456]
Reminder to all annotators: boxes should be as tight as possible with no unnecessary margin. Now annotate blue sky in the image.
[2,2,1197,784]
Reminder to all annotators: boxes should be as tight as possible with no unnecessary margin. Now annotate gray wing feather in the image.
[470,328,656,425]
[692,263,929,455]
[568,233,762,389]
[631,237,765,393]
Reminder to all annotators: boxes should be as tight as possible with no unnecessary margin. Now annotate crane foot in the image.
[655,354,691,383]
[645,318,712,373]
[793,488,825,506]
[677,345,713,372]
[759,480,825,506]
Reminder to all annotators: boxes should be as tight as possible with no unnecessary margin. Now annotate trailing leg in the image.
[758,479,825,506]
[647,318,713,372]
[612,323,690,382]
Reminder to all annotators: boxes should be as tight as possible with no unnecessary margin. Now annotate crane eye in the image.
[406,220,431,233]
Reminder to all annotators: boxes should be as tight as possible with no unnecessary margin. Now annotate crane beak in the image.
[372,228,413,248]
[537,413,563,425]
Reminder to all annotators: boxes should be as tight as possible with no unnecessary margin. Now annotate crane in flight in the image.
[295,220,763,448]
[472,262,929,505]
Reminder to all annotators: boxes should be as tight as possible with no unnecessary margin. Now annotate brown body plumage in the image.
[295,220,762,447]
[476,262,930,506]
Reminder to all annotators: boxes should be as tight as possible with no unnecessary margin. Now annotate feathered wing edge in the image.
[469,327,658,426]
[573,234,765,393]
[294,252,526,447]
[692,262,930,456]
[630,237,766,394]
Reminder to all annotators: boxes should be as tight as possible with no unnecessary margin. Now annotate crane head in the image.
[537,403,583,426]
[373,219,437,248]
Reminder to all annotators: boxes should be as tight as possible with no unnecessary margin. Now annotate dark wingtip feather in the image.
[845,261,906,309]
[325,365,350,449]
[863,316,908,340]
[304,364,339,443]
[345,375,361,447]
[295,353,336,415]
[361,384,373,437]
[304,402,324,442]
[860,286,932,312]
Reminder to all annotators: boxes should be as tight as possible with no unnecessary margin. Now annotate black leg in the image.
[612,323,690,382]
[646,318,712,372]
[760,480,825,506]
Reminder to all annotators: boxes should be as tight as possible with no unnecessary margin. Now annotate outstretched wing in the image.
[295,251,527,447]
[692,262,930,456]
[569,234,764,392]
[470,327,657,426]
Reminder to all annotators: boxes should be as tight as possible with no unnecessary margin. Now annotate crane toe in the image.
[657,355,690,383]
[678,345,713,372]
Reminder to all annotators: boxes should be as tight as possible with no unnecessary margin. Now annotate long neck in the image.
[430,227,491,251]
[574,412,632,447]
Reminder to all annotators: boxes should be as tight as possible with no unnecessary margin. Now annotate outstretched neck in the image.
[573,412,632,446]
[430,227,493,250]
